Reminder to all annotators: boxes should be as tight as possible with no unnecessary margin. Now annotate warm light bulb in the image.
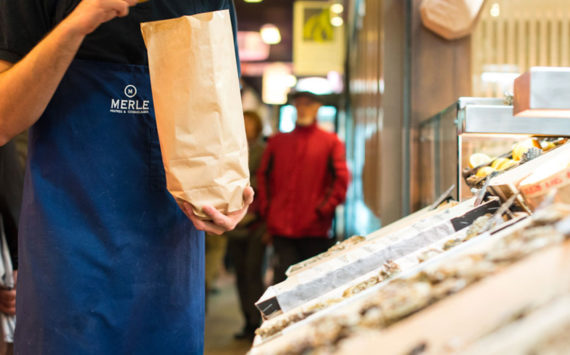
[244,0,263,3]
[331,16,344,27]
[490,3,500,17]
[330,3,344,14]
[260,24,281,45]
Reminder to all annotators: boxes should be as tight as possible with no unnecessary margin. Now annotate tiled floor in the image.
[205,271,253,355]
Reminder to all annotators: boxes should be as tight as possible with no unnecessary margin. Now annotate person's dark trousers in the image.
[272,235,335,284]
[227,227,266,332]
[0,141,24,268]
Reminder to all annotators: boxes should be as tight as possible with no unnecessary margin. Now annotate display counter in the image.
[248,70,570,355]
[418,97,570,204]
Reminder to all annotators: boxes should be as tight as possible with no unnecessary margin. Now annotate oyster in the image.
[287,235,366,274]
[342,275,381,298]
[381,260,401,278]
[343,260,400,298]
[417,248,443,263]
[464,214,493,241]
[381,281,433,324]
[443,238,462,250]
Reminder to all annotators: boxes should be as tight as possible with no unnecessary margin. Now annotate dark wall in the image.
[344,0,472,233]
[345,0,406,231]
[408,0,472,212]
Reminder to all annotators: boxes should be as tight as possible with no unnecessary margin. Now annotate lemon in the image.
[512,139,542,161]
[497,159,517,171]
[491,157,508,169]
[476,166,496,178]
[512,145,526,161]
[468,153,492,169]
[541,141,556,151]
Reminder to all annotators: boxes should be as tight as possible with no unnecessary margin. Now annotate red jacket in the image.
[257,122,349,238]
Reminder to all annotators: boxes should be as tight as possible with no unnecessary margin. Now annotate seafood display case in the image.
[249,206,570,355]
[247,70,570,355]
[418,97,570,205]
[248,153,570,354]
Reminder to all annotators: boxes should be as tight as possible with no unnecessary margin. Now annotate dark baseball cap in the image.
[289,90,324,104]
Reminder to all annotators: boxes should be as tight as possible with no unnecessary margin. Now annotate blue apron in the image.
[15,59,205,354]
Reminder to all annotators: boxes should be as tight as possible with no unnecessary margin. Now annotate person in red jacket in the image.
[257,91,350,284]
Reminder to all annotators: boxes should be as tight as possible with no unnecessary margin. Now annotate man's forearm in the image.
[0,0,137,146]
[0,22,85,145]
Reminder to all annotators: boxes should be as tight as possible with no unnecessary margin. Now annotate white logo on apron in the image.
[110,84,150,115]
[124,85,137,98]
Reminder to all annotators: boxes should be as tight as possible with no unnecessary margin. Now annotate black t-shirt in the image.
[0,0,239,65]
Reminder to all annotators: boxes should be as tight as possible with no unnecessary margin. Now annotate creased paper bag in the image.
[141,10,249,219]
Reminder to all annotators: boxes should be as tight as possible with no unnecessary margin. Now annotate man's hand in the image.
[183,187,255,235]
[0,271,17,316]
[63,0,139,36]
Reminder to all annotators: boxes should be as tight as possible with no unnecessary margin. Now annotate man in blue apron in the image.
[0,0,252,353]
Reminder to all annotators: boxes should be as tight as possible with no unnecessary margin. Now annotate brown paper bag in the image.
[141,10,249,219]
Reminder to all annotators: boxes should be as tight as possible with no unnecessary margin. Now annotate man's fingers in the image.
[105,0,138,8]
[198,220,226,235]
[184,204,227,235]
[202,206,235,230]
[117,7,129,17]
[190,215,225,235]
[0,290,16,316]
[181,186,254,233]
[112,0,132,17]
[96,0,127,15]
[243,186,254,205]
[184,205,205,228]
[68,0,140,35]
[118,0,139,16]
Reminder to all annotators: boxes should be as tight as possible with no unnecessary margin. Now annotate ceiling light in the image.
[237,31,270,61]
[244,0,263,3]
[260,24,281,45]
[330,3,344,14]
[331,16,344,27]
[262,63,291,105]
[490,3,500,17]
